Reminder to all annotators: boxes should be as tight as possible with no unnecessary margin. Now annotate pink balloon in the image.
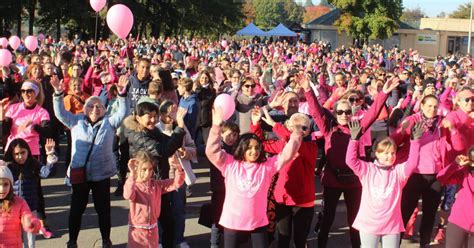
[38,33,45,42]
[221,40,228,48]
[25,36,38,52]
[106,4,134,39]
[0,49,12,67]
[0,38,8,48]
[213,94,236,121]
[9,36,21,50]
[90,0,106,12]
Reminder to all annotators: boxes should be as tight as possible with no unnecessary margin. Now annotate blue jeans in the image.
[170,184,187,244]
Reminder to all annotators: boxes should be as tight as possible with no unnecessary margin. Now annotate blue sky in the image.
[305,0,468,17]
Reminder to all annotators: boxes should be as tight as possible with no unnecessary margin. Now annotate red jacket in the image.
[305,89,389,188]
[250,122,318,206]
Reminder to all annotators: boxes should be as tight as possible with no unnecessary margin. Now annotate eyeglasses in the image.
[243,84,256,89]
[459,97,474,103]
[336,109,352,116]
[21,89,35,94]
[348,97,361,103]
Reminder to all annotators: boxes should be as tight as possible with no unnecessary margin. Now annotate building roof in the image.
[420,18,471,32]
[306,8,414,30]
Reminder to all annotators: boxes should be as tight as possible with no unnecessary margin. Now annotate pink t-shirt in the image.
[346,140,420,235]
[218,156,278,231]
[5,103,50,156]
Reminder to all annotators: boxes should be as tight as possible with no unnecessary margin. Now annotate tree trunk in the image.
[56,17,60,41]
[28,0,36,35]
[16,0,22,36]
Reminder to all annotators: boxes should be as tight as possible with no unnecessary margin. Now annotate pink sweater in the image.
[205,125,301,231]
[124,170,184,227]
[346,140,421,235]
[0,196,41,247]
[437,162,474,232]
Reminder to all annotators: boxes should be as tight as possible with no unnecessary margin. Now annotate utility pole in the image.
[468,0,473,54]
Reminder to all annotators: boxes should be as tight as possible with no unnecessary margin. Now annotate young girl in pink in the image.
[123,151,185,248]
[205,107,302,248]
[437,148,474,248]
[0,163,41,247]
[345,121,423,248]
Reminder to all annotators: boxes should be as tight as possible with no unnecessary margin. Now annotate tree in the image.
[450,3,471,19]
[437,12,446,18]
[253,0,304,28]
[242,1,256,24]
[401,7,426,28]
[305,0,314,7]
[303,5,331,23]
[329,0,403,40]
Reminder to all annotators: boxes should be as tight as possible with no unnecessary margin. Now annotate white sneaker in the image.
[178,241,190,248]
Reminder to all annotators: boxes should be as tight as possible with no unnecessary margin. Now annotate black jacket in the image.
[195,86,216,128]
[123,115,185,179]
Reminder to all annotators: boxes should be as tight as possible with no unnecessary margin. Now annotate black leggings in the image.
[68,178,111,243]
[446,222,474,248]
[224,226,267,248]
[159,194,175,248]
[318,186,362,248]
[276,204,314,248]
[401,173,442,246]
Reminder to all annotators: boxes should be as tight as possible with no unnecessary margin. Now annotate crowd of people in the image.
[0,34,473,248]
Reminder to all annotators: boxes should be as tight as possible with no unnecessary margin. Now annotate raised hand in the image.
[455,154,471,167]
[251,106,262,125]
[45,138,55,155]
[442,119,454,131]
[382,76,400,94]
[50,76,64,93]
[212,106,224,126]
[117,75,129,93]
[411,122,424,140]
[175,107,187,129]
[128,159,137,180]
[261,107,276,127]
[348,120,362,140]
[269,90,285,108]
[298,73,311,91]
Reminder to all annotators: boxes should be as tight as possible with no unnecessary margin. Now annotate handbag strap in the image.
[83,127,100,170]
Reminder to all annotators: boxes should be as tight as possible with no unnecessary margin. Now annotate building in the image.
[303,9,473,58]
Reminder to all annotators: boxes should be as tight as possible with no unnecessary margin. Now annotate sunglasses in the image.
[348,97,361,103]
[336,109,352,116]
[243,84,256,89]
[21,89,35,94]
[459,97,474,103]
[300,126,309,131]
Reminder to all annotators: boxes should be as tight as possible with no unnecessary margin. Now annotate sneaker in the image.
[39,226,54,239]
[65,241,78,248]
[186,187,192,197]
[178,241,190,248]
[433,227,445,244]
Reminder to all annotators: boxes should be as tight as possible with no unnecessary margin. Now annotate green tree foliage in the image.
[253,0,304,28]
[449,3,471,19]
[329,0,403,40]
[2,0,244,39]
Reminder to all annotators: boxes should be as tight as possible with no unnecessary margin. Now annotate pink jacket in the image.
[346,140,421,234]
[445,109,473,157]
[83,64,118,96]
[437,162,474,232]
[205,125,301,231]
[0,196,41,247]
[390,112,465,173]
[123,170,184,228]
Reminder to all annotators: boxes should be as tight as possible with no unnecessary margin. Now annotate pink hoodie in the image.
[346,139,421,235]
[437,162,474,232]
[0,196,41,247]
[123,170,184,247]
[205,125,301,231]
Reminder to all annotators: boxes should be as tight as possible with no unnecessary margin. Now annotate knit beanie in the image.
[0,162,14,185]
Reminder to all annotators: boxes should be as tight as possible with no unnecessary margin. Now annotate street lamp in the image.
[468,0,473,54]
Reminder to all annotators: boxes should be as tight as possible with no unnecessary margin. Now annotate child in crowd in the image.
[4,138,58,245]
[205,106,302,248]
[0,164,42,247]
[124,151,185,248]
[209,121,240,248]
[345,121,424,248]
[437,147,474,248]
[137,79,163,106]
